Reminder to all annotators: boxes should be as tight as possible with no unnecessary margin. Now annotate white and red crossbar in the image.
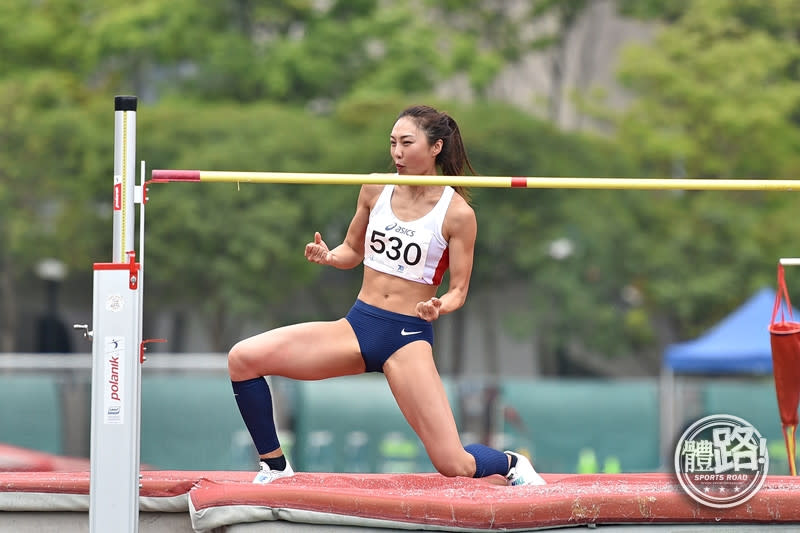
[151,169,800,191]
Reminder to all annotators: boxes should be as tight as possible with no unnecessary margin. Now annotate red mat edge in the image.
[186,474,800,529]
[2,471,799,529]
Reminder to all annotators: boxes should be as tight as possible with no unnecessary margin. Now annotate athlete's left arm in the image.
[436,198,477,315]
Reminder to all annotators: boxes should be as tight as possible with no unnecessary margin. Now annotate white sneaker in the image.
[505,451,546,486]
[253,460,295,484]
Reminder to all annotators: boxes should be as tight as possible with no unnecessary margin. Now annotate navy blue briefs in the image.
[345,299,434,373]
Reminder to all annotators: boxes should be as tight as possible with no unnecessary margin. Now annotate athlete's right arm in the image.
[304,185,382,270]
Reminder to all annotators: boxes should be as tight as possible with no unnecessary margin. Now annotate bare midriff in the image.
[356,266,438,316]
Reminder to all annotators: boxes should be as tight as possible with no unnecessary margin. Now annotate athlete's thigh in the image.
[234,318,365,380]
[383,343,462,457]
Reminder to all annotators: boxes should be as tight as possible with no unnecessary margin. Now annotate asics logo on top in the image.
[384,222,415,237]
[401,328,423,336]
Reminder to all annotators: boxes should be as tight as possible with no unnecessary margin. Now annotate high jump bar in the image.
[151,169,800,191]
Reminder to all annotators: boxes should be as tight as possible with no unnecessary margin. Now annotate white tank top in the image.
[363,185,454,285]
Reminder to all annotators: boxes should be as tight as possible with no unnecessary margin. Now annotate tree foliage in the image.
[560,0,800,365]
[2,0,799,371]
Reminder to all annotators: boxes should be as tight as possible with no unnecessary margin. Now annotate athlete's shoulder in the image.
[446,190,476,221]
[357,184,387,209]
[442,191,476,242]
[360,183,387,199]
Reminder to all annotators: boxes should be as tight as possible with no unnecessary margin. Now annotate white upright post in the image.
[89,95,142,533]
[113,96,137,263]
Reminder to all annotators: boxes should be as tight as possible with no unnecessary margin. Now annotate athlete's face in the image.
[390,117,442,176]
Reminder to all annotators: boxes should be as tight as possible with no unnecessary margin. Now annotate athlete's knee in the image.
[228,340,264,381]
[227,342,246,380]
[430,452,473,478]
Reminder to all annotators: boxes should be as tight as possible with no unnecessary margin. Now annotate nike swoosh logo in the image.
[401,328,423,336]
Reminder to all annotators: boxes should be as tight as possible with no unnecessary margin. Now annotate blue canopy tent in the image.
[658,287,794,466]
[664,287,789,374]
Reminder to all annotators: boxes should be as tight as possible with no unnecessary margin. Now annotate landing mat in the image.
[1,471,799,531]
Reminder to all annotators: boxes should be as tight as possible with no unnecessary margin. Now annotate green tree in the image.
[139,100,366,349]
[562,0,800,369]
[0,1,113,350]
[616,0,800,179]
[11,0,798,370]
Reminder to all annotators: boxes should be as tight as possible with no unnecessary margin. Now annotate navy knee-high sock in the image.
[231,377,281,455]
[464,443,510,478]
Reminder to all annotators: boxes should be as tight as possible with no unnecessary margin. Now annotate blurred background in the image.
[1,0,799,475]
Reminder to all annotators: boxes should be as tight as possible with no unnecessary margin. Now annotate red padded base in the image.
[1,470,799,530]
[188,472,800,529]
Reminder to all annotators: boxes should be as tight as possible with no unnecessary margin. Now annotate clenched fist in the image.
[415,297,442,322]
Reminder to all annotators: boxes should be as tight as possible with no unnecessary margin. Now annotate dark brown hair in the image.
[397,105,475,201]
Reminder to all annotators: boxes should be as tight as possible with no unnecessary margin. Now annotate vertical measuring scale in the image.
[87,95,142,532]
